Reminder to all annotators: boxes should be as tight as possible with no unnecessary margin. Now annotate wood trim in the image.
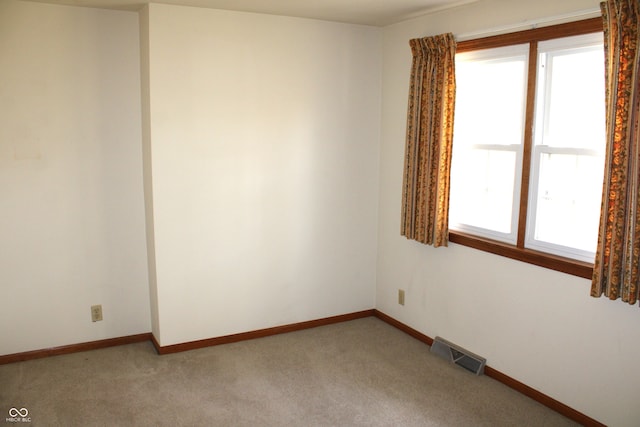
[1,311,375,363]
[373,310,605,427]
[0,333,152,365]
[150,333,161,354]
[373,309,433,346]
[448,230,593,278]
[517,40,538,247]
[457,17,603,52]
[483,367,606,427]
[152,309,376,355]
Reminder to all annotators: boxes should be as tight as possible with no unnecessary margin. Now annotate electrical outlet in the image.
[91,305,103,322]
[398,289,405,306]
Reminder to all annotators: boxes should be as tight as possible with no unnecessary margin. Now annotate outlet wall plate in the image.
[91,305,103,322]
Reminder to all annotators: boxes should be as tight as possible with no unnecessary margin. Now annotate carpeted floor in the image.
[0,317,577,426]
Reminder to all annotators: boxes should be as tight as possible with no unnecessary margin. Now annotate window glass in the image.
[531,153,603,253]
[454,46,529,146]
[538,50,605,149]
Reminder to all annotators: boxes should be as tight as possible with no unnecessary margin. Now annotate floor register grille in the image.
[430,336,486,375]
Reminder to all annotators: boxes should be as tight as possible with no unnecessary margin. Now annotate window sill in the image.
[448,231,593,279]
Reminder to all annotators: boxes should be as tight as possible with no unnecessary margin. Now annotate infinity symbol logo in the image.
[8,408,28,417]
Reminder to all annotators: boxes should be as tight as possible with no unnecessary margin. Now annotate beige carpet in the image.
[0,317,577,426]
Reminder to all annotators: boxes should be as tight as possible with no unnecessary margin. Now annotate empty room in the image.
[1,0,639,425]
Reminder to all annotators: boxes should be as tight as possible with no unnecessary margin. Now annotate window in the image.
[448,18,605,278]
[450,44,528,244]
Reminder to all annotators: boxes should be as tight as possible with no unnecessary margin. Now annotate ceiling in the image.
[23,0,477,26]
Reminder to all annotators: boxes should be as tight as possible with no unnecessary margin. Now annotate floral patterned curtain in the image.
[401,33,456,247]
[592,0,640,306]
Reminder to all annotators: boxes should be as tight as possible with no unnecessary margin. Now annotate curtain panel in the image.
[401,33,456,247]
[592,0,640,306]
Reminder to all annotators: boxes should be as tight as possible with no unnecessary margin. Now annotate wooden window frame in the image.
[449,17,602,280]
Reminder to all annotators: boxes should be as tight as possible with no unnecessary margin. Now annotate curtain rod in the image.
[455,7,601,41]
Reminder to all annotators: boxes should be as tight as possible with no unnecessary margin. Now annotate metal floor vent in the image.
[430,336,486,375]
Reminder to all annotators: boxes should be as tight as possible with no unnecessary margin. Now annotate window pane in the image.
[536,46,605,150]
[532,153,603,253]
[450,149,517,234]
[455,49,528,146]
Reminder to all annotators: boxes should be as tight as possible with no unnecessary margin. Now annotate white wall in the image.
[377,1,640,426]
[0,0,150,355]
[142,4,381,346]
